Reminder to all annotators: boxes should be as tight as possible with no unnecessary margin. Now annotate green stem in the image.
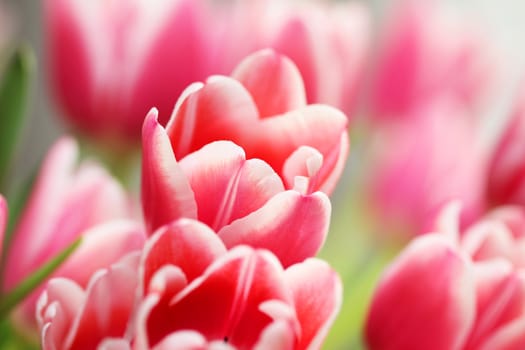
[0,237,81,319]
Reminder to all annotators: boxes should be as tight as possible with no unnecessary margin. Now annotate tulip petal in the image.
[236,105,348,182]
[284,258,342,350]
[466,261,525,349]
[480,317,525,350]
[45,0,94,136]
[129,0,214,136]
[141,109,197,233]
[365,234,476,350]
[66,255,140,349]
[144,247,293,348]
[218,191,331,267]
[37,278,86,349]
[153,330,207,350]
[231,49,306,117]
[179,141,284,231]
[140,219,226,293]
[97,338,131,350]
[166,76,258,158]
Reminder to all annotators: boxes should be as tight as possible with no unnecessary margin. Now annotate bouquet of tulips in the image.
[1,0,523,349]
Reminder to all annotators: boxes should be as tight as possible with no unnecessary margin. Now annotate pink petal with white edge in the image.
[284,258,342,350]
[365,234,476,350]
[254,320,296,350]
[17,219,145,327]
[462,220,515,263]
[5,137,78,289]
[166,76,259,158]
[145,246,293,348]
[97,338,131,350]
[57,219,145,287]
[38,278,86,350]
[254,300,300,350]
[480,316,525,350]
[179,141,284,231]
[233,104,348,184]
[218,190,331,267]
[231,49,306,118]
[465,262,525,349]
[140,218,226,293]
[153,330,208,350]
[66,253,141,349]
[141,109,197,233]
[283,146,324,195]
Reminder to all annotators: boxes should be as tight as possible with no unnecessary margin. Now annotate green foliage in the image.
[0,45,34,191]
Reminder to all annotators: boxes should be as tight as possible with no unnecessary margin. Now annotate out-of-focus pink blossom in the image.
[216,0,370,117]
[487,88,525,207]
[3,137,145,326]
[366,204,525,349]
[369,102,486,237]
[45,0,215,146]
[39,219,342,349]
[142,111,331,268]
[166,49,349,195]
[369,0,493,120]
[37,252,140,350]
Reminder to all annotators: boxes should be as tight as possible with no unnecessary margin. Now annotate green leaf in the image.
[0,237,82,319]
[0,45,35,190]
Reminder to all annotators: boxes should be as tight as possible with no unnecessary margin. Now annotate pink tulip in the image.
[487,88,525,207]
[3,137,145,326]
[37,252,140,350]
[165,49,349,195]
[369,0,493,120]
[369,101,486,237]
[142,110,331,267]
[366,204,525,349]
[38,219,342,349]
[216,0,370,117]
[44,0,216,146]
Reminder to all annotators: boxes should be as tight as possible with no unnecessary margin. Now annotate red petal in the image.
[145,247,292,348]
[218,191,330,267]
[365,234,476,350]
[141,109,197,233]
[231,49,306,117]
[179,141,284,231]
[141,219,226,293]
[284,258,342,349]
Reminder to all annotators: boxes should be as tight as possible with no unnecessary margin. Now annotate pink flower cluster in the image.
[45,0,367,146]
[23,49,347,349]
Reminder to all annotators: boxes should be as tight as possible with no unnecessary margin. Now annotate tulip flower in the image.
[216,0,370,117]
[369,101,486,237]
[369,0,492,120]
[36,252,140,350]
[366,204,525,349]
[2,137,145,326]
[486,87,525,207]
[44,0,216,146]
[142,110,331,267]
[38,219,342,350]
[165,49,349,195]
